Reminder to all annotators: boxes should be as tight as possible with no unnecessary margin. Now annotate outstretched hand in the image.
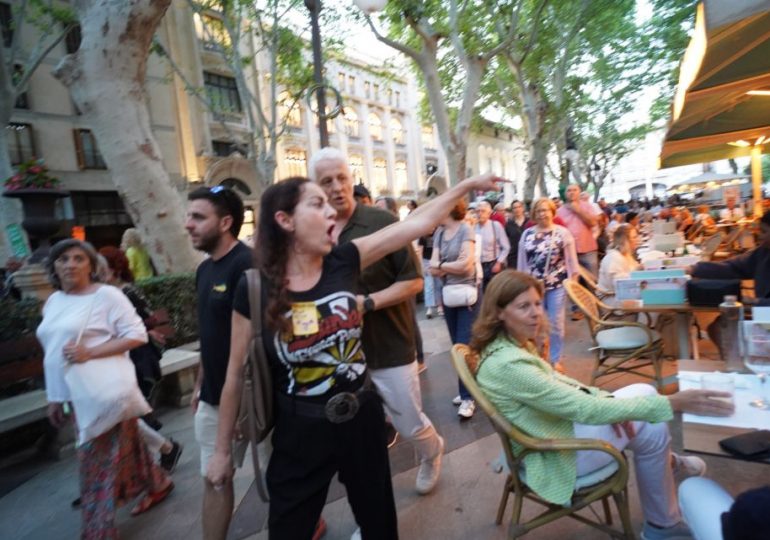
[669,389,735,417]
[461,172,508,193]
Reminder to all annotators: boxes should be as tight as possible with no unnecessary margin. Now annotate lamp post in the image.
[304,0,329,148]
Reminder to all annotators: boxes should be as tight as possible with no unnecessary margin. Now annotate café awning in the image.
[666,171,750,194]
[659,0,770,214]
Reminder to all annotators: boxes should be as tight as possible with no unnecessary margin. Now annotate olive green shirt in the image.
[338,203,421,370]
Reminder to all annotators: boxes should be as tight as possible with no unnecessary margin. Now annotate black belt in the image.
[277,373,376,424]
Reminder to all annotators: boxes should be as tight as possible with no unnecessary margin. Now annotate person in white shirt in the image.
[598,225,641,294]
[475,200,510,290]
[719,197,745,222]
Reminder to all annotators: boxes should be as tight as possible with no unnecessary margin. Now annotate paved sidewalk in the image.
[1,309,766,540]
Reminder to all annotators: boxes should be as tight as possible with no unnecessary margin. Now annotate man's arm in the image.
[494,221,510,267]
[357,277,423,312]
[566,202,597,228]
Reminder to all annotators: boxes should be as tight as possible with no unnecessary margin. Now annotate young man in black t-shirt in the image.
[185,186,252,540]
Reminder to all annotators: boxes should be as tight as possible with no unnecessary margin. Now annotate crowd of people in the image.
[30,160,766,539]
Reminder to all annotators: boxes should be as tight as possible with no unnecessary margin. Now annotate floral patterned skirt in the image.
[78,418,169,540]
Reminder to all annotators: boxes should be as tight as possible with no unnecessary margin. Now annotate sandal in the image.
[131,482,174,516]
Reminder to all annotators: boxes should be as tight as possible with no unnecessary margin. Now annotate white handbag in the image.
[442,283,478,308]
[64,289,151,444]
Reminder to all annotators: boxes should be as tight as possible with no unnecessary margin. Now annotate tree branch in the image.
[8,0,29,69]
[16,24,73,94]
[363,14,420,62]
[519,0,550,64]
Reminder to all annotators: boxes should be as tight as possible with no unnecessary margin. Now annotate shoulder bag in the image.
[236,269,274,502]
[65,288,152,444]
[439,227,479,307]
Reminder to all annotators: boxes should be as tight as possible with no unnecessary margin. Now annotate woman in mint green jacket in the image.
[471,270,734,540]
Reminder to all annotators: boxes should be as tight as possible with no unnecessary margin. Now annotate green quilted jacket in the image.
[475,335,673,505]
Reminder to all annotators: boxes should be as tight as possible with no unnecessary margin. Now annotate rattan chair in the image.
[699,232,724,261]
[564,279,665,388]
[450,344,635,539]
[577,264,611,300]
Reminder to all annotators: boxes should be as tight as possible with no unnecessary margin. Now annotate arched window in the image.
[421,125,435,149]
[349,154,364,183]
[373,157,388,192]
[368,113,383,141]
[394,160,408,193]
[344,107,360,138]
[284,148,307,177]
[390,117,404,145]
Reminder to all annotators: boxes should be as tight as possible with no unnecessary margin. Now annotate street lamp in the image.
[304,0,329,147]
[353,0,387,14]
[304,0,386,147]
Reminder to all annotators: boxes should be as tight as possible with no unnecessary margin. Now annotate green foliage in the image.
[0,297,42,341]
[134,273,199,348]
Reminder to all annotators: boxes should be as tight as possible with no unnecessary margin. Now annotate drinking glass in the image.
[700,373,735,407]
[744,355,770,410]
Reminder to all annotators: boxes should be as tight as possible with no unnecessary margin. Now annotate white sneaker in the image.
[351,528,361,540]
[415,436,445,495]
[672,453,706,483]
[451,395,462,406]
[425,308,434,319]
[457,399,475,419]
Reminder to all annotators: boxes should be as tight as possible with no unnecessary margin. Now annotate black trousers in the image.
[266,394,399,540]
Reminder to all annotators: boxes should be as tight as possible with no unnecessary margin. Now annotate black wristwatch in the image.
[363,295,375,313]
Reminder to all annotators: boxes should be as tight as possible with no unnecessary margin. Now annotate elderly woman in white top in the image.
[598,225,642,294]
[36,239,172,539]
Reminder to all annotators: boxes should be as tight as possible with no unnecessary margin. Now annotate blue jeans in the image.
[422,259,439,308]
[444,294,480,400]
[544,287,566,364]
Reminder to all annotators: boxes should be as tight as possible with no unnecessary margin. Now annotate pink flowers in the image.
[3,159,60,191]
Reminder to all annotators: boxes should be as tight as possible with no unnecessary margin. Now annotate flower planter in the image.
[3,188,69,263]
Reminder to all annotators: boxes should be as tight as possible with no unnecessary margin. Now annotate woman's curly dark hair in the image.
[254,177,309,333]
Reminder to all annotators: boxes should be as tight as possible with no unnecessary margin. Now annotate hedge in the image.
[135,273,198,348]
[0,297,42,342]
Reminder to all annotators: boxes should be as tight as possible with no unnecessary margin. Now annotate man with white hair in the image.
[309,147,445,496]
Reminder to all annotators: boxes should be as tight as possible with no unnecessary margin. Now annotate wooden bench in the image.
[0,343,200,434]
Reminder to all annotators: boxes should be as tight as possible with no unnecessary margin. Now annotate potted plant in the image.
[3,159,69,263]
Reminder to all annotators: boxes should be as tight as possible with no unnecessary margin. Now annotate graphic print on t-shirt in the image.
[274,290,366,396]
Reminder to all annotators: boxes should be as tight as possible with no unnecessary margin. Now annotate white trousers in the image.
[370,361,442,461]
[679,477,733,540]
[137,418,166,455]
[573,384,680,528]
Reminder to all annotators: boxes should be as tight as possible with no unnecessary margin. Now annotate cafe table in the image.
[678,359,770,463]
[604,297,719,359]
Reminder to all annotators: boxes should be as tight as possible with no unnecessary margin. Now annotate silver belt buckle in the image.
[324,392,359,423]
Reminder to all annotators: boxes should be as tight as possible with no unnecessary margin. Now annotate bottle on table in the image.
[719,295,744,372]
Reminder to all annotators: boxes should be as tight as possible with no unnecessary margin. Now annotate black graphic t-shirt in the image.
[233,242,366,397]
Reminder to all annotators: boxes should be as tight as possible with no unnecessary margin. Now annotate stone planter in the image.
[3,188,69,263]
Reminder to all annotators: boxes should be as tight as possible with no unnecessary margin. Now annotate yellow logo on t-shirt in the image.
[212,283,227,293]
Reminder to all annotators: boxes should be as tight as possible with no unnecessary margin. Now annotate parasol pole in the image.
[751,145,763,217]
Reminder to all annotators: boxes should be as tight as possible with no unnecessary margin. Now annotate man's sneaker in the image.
[451,395,462,406]
[425,308,434,319]
[415,436,445,495]
[640,521,693,540]
[672,453,706,483]
[160,439,183,473]
[457,399,475,419]
[385,422,399,448]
